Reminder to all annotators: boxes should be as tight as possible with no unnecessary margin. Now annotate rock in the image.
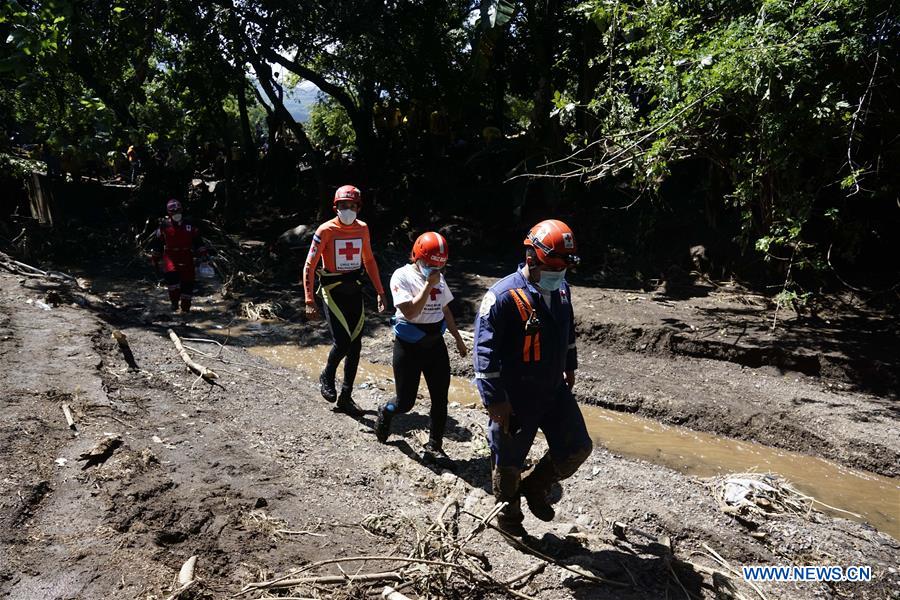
[254,497,268,509]
[463,488,490,511]
[559,523,579,535]
[575,515,592,528]
[440,472,457,484]
[275,224,313,250]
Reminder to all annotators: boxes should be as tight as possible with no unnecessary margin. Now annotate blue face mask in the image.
[418,260,441,279]
[537,268,566,291]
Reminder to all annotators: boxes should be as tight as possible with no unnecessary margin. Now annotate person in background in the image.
[374,232,467,466]
[150,199,208,313]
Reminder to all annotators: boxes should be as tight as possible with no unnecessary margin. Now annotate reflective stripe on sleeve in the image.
[474,371,500,379]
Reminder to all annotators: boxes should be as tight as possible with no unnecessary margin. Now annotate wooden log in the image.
[178,555,197,585]
[112,330,139,370]
[382,586,413,600]
[167,329,217,381]
[259,571,402,589]
[61,403,77,433]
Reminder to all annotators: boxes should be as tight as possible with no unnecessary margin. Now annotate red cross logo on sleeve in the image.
[338,241,361,262]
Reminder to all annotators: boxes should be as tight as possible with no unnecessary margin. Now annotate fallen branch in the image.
[61,403,77,433]
[701,543,769,600]
[275,529,327,537]
[382,586,413,600]
[254,571,402,589]
[111,330,139,370]
[503,563,546,587]
[0,251,84,287]
[168,328,217,382]
[238,556,466,595]
[165,578,199,600]
[461,510,627,587]
[178,555,197,586]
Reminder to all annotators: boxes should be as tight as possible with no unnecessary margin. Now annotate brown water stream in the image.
[250,343,900,540]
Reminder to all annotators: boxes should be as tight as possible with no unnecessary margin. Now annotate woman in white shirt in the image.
[374,232,467,465]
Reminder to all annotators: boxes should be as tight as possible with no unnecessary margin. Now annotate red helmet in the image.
[166,198,182,214]
[524,219,580,269]
[333,185,362,208]
[412,231,449,268]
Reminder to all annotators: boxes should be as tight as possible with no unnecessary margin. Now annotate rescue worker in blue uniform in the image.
[473,219,593,538]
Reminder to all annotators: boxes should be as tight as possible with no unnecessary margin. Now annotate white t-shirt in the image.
[390,263,454,324]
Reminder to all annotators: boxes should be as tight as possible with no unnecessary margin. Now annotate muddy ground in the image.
[0,255,898,600]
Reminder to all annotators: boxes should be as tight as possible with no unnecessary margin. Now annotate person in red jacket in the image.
[303,185,387,416]
[150,199,208,312]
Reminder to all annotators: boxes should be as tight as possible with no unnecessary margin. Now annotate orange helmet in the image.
[412,231,449,268]
[524,219,580,269]
[333,184,362,208]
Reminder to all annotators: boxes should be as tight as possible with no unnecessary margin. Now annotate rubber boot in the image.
[492,462,527,540]
[422,438,453,470]
[335,390,363,417]
[319,370,337,403]
[519,454,557,522]
[374,403,395,443]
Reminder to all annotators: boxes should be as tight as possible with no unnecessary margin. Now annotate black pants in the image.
[322,289,363,395]
[163,270,194,309]
[391,335,450,442]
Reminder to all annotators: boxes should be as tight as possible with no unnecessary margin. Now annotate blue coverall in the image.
[473,266,593,527]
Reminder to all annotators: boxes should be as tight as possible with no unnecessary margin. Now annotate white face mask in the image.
[171,213,183,222]
[337,209,357,225]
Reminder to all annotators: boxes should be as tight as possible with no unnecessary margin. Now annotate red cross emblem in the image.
[338,241,361,261]
[429,287,440,301]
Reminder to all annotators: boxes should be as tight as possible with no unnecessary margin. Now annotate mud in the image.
[0,262,898,599]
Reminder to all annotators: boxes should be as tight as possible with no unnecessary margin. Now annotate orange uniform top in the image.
[303,217,385,304]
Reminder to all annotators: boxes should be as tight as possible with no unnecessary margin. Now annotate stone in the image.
[559,523,579,535]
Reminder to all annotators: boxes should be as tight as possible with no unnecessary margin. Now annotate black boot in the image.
[422,439,453,470]
[335,390,363,417]
[319,370,337,403]
[374,403,395,443]
[519,455,557,522]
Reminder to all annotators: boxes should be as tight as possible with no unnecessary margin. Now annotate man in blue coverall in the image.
[473,219,593,539]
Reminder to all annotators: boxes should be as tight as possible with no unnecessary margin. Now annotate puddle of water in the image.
[251,343,900,540]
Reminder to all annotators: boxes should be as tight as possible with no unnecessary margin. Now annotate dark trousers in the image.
[391,336,450,443]
[322,290,363,395]
[488,384,593,525]
[163,268,195,310]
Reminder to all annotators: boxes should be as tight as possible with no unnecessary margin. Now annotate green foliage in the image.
[0,152,44,178]
[1,0,895,293]
[307,97,356,154]
[566,0,896,278]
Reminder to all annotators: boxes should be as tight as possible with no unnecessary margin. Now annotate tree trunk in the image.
[526,0,561,147]
[236,76,256,163]
[242,38,328,218]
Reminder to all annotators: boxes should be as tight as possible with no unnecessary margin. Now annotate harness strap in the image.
[319,270,366,341]
[509,288,541,363]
